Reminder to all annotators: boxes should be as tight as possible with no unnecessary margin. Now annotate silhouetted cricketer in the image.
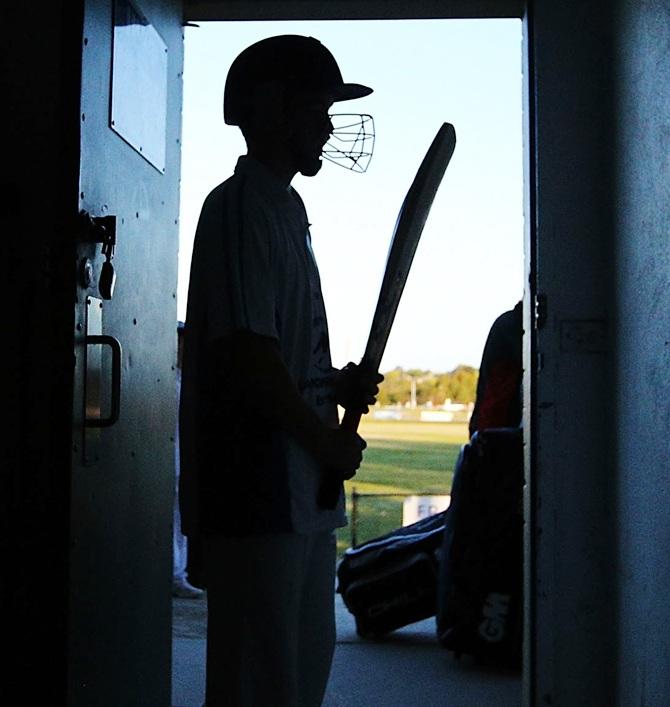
[179,35,383,706]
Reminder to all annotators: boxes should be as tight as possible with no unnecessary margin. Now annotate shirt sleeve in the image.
[195,179,279,343]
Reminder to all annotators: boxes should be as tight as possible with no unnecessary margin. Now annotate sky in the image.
[178,19,524,373]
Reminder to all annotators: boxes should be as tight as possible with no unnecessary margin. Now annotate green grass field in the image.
[335,419,469,556]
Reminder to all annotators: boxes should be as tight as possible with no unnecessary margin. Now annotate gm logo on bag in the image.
[478,592,510,642]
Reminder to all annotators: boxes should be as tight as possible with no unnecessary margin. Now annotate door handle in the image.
[85,335,122,427]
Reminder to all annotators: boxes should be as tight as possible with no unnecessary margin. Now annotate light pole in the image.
[406,373,426,409]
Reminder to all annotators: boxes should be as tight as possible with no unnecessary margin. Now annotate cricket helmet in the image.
[224,35,375,172]
[224,35,372,125]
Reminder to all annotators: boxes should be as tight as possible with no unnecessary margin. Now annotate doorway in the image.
[174,16,526,707]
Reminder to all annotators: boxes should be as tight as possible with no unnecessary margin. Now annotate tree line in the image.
[376,365,479,407]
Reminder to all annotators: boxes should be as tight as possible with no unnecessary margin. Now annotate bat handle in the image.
[341,407,363,433]
[317,408,363,510]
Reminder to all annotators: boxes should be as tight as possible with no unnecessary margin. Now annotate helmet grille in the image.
[322,114,375,173]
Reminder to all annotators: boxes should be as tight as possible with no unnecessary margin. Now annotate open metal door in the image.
[70,0,183,704]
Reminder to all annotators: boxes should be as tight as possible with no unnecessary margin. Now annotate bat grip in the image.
[317,408,363,510]
[341,408,363,433]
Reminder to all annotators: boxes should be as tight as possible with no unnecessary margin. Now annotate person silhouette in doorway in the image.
[179,35,382,706]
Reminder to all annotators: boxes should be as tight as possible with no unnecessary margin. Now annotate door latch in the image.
[78,210,117,300]
[99,237,116,300]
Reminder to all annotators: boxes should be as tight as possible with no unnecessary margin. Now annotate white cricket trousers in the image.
[202,530,337,707]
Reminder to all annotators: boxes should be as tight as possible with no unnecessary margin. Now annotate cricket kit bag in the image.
[336,511,446,638]
[436,427,524,667]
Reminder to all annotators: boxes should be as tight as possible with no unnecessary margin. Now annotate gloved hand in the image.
[335,362,384,414]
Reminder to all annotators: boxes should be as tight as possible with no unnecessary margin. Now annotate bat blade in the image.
[361,122,456,372]
[319,122,457,509]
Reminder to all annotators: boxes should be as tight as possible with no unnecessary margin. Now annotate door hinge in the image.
[534,293,547,330]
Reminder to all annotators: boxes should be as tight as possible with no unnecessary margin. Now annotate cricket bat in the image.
[319,122,457,509]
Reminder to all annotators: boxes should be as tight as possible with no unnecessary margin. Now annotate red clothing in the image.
[469,302,523,437]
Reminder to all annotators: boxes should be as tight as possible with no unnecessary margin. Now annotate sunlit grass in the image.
[335,419,468,556]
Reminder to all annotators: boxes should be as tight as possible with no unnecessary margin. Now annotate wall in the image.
[529,1,618,704]
[2,2,83,701]
[614,1,670,704]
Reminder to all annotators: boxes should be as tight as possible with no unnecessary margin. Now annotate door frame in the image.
[182,0,536,702]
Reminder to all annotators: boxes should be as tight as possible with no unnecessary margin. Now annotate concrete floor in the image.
[172,592,521,707]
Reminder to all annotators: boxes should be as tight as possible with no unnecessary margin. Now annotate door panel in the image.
[70,1,183,704]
